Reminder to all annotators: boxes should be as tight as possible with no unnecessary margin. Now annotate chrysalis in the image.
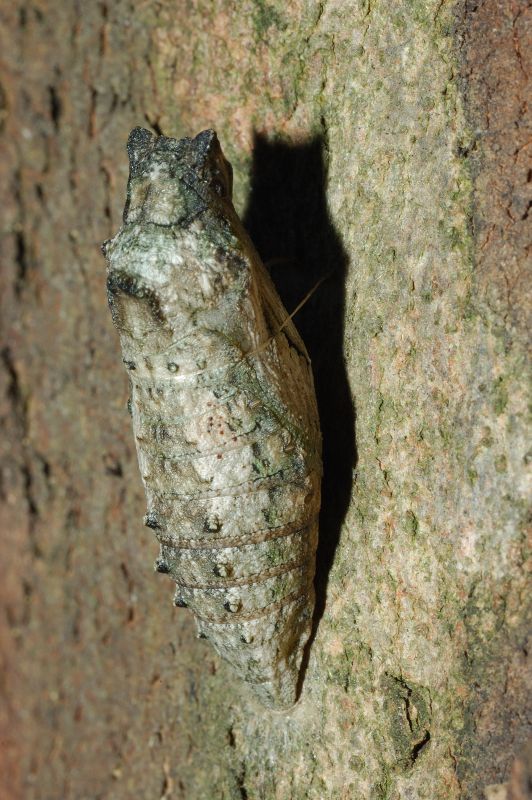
[103,128,322,708]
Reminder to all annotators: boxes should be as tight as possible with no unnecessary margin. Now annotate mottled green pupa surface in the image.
[103,128,322,708]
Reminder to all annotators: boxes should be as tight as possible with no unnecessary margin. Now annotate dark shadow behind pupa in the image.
[242,132,357,686]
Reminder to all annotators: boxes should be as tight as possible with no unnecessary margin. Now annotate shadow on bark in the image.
[242,133,356,691]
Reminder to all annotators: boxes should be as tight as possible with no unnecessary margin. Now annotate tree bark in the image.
[0,1,529,798]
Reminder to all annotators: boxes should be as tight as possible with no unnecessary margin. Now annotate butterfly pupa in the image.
[103,127,322,708]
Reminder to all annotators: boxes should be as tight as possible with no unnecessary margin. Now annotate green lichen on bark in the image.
[108,0,529,796]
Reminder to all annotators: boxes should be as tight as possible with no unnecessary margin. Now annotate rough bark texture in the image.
[0,1,529,799]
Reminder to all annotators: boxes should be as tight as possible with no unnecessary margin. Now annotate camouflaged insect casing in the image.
[103,128,322,708]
